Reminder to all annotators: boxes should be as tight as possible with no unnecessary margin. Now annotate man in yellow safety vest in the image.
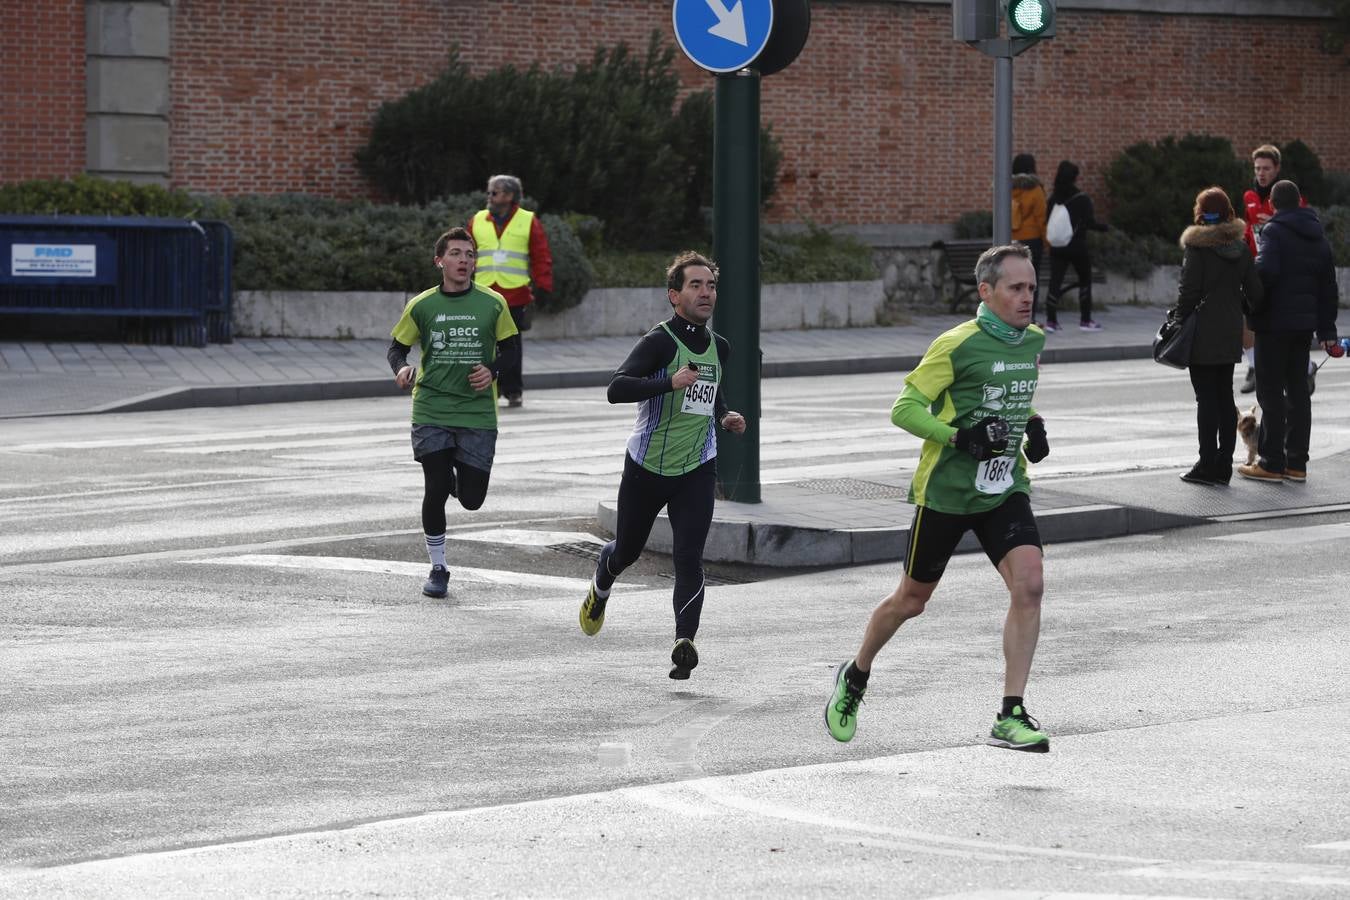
[468,174,554,408]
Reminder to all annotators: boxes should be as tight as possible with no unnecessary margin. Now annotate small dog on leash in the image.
[1237,404,1260,465]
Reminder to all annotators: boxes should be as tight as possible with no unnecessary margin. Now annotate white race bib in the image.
[681,376,717,416]
[975,454,1015,495]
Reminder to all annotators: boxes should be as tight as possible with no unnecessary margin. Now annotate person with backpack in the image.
[1044,160,1108,333]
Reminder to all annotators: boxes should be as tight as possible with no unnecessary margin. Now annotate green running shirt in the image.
[391,284,518,430]
[625,321,722,476]
[894,320,1045,514]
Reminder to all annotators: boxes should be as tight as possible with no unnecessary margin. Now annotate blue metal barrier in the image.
[0,215,234,347]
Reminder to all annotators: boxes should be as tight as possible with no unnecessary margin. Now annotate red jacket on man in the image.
[1242,185,1305,258]
[468,204,554,308]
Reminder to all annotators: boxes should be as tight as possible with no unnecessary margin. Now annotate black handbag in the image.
[1152,304,1201,370]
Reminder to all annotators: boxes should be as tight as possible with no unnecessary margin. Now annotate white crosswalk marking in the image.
[187,553,591,591]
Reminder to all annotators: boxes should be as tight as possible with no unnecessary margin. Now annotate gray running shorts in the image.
[410,424,498,471]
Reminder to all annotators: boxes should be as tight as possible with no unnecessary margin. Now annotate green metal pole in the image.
[712,68,761,503]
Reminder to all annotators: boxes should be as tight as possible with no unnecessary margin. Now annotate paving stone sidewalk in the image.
[0,304,1165,419]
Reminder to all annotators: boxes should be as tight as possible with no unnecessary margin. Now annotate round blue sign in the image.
[672,0,774,74]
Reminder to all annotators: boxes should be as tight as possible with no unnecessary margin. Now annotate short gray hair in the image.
[975,243,1032,288]
[487,174,522,203]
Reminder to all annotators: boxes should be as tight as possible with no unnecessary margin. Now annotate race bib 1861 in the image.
[975,454,1015,494]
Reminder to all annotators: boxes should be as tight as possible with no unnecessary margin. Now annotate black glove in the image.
[953,416,1009,461]
[1023,415,1049,463]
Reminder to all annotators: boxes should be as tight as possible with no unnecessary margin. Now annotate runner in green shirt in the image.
[578,251,746,679]
[824,244,1055,752]
[387,227,519,599]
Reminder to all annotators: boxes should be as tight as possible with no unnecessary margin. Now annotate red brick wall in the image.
[6,2,1349,227]
[0,0,85,181]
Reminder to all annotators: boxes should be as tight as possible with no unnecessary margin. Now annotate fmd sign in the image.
[11,243,98,278]
[673,0,774,73]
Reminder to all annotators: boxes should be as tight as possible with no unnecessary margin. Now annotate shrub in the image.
[214,193,591,311]
[1105,134,1247,240]
[355,35,780,249]
[0,174,202,217]
[1276,139,1327,205]
[1320,205,1350,267]
[953,210,992,239]
[587,227,875,289]
[1324,171,1350,207]
[1090,229,1181,281]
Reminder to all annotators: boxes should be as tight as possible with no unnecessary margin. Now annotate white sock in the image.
[425,533,446,569]
[1244,348,1255,368]
[591,576,610,601]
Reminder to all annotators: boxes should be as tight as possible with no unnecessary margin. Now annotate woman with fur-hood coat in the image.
[1172,187,1265,485]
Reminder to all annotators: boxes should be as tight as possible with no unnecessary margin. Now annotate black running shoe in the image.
[669,638,698,679]
[422,565,449,598]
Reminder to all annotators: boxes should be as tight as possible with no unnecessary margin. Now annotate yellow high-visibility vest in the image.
[471,208,533,289]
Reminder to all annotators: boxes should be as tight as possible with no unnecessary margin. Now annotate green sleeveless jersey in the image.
[899,320,1045,514]
[390,283,517,430]
[626,321,722,476]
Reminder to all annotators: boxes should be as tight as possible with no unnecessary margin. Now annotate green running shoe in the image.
[987,705,1050,753]
[669,637,698,679]
[824,661,865,743]
[579,584,607,636]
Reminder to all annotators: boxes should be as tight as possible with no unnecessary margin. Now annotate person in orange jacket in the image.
[1011,153,1048,324]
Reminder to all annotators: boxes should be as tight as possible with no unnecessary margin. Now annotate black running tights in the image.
[419,449,491,535]
[595,454,715,640]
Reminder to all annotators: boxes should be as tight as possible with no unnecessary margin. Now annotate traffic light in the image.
[1007,0,1055,38]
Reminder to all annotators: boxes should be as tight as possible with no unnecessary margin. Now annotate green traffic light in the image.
[1008,0,1052,36]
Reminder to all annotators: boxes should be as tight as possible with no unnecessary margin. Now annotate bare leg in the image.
[855,574,939,671]
[995,545,1045,697]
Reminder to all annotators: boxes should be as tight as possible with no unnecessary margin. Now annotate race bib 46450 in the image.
[681,378,717,416]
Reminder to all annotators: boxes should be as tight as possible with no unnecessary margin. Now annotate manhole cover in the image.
[794,478,907,500]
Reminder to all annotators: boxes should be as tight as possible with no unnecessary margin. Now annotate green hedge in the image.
[213,193,593,312]
[355,35,781,249]
[589,227,877,288]
[0,174,202,217]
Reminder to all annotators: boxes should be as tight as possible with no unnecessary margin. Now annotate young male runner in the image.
[824,244,1054,752]
[578,251,746,679]
[388,227,519,599]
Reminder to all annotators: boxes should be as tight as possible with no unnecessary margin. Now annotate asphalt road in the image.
[3,360,1349,898]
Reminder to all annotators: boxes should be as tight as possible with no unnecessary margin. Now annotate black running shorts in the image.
[901,491,1041,583]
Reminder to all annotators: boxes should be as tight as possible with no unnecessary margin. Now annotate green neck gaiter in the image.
[977,302,1025,345]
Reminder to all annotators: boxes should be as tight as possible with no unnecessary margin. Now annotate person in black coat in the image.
[1171,188,1264,485]
[1240,180,1340,483]
[1044,160,1110,333]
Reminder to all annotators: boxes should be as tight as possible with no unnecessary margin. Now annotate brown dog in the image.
[1237,404,1260,465]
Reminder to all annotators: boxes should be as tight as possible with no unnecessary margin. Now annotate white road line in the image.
[927,893,1231,900]
[1310,839,1350,850]
[686,784,1167,865]
[1209,522,1350,544]
[452,528,605,547]
[664,701,758,778]
[0,515,578,575]
[186,554,592,591]
[1118,859,1350,887]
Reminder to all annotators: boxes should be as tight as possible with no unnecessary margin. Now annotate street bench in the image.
[933,239,1105,315]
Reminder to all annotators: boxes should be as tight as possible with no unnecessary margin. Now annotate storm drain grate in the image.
[793,478,908,500]
[551,542,603,562]
[660,571,747,586]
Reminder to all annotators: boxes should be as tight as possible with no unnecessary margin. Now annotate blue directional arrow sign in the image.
[672,0,774,74]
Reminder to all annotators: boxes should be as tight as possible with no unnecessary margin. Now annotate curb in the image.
[83,342,1157,416]
[596,498,1202,568]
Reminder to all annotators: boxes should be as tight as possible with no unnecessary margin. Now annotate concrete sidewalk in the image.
[11,301,1319,569]
[0,304,1165,419]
